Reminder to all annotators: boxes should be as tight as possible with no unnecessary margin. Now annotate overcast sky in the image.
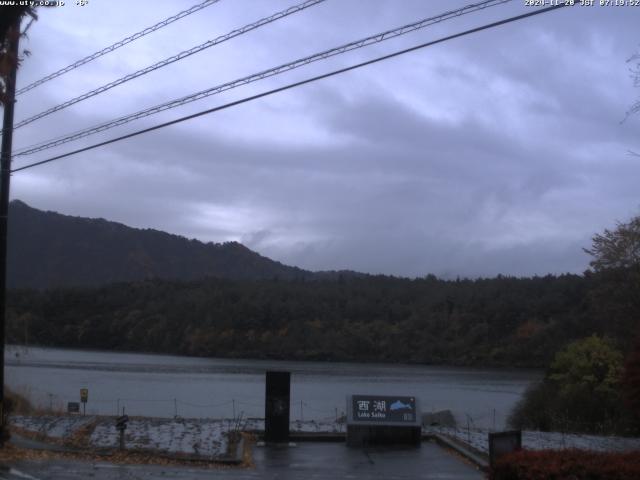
[8,0,640,278]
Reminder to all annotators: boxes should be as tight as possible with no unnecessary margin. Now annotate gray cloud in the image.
[8,0,640,277]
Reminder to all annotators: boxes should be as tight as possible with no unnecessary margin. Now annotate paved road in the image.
[3,441,484,479]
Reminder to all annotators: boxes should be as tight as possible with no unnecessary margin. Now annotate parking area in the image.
[3,441,484,479]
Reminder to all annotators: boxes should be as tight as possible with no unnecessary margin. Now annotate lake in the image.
[6,345,541,429]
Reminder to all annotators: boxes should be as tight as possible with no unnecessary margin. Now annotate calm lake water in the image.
[6,345,541,429]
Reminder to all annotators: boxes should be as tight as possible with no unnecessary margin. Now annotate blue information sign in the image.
[351,395,417,423]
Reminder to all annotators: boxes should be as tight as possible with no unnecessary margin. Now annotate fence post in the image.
[118,406,126,451]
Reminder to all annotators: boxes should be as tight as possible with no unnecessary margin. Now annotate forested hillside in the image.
[7,267,638,367]
[7,200,314,288]
[6,201,638,367]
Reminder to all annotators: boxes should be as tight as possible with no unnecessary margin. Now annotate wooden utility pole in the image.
[0,16,21,447]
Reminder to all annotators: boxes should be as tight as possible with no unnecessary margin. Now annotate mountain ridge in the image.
[7,199,359,289]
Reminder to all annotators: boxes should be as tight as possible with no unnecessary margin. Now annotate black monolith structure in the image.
[264,371,290,443]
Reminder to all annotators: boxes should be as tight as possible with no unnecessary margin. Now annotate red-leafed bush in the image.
[489,449,640,480]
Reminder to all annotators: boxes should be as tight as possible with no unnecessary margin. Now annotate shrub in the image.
[507,381,555,432]
[5,387,34,415]
[2,388,37,442]
[490,449,640,480]
[508,335,638,435]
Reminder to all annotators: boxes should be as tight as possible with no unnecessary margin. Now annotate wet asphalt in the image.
[3,441,484,479]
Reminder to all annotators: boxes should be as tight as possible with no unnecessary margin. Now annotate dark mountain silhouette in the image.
[7,200,327,288]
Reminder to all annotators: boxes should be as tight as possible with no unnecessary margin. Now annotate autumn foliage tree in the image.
[584,215,640,271]
[583,216,640,337]
[584,213,640,430]
[508,335,631,434]
[508,215,640,434]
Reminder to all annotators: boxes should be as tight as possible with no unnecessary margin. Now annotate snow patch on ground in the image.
[14,415,637,457]
[11,415,230,458]
[242,418,345,433]
[10,415,346,457]
[90,418,227,456]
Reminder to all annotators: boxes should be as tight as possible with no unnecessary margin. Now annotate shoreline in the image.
[5,343,546,372]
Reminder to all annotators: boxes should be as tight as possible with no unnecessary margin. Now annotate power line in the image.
[14,0,513,157]
[11,2,572,174]
[15,0,223,96]
[13,0,327,130]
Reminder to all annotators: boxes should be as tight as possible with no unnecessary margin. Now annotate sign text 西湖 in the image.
[351,395,416,423]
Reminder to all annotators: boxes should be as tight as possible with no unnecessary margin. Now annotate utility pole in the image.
[0,16,21,447]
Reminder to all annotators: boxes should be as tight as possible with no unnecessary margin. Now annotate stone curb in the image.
[427,433,489,471]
